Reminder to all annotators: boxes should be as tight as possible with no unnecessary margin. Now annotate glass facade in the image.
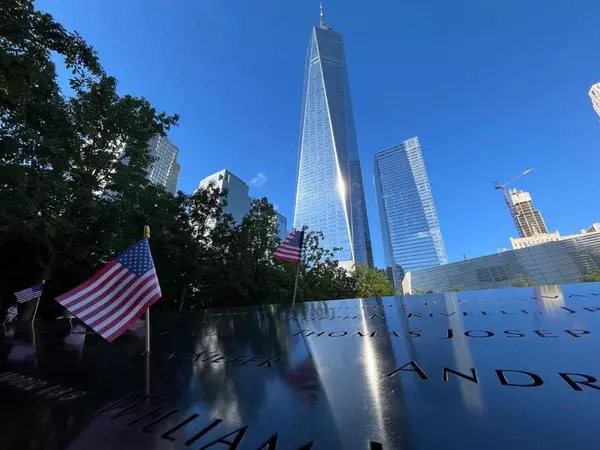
[147,135,181,195]
[276,212,288,242]
[294,25,373,267]
[406,231,600,293]
[374,137,447,287]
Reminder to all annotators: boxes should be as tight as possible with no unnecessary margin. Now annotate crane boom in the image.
[498,168,533,189]
[494,168,533,238]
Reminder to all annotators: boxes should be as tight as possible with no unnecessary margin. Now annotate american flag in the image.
[56,238,161,342]
[15,283,43,303]
[6,305,18,321]
[273,230,305,263]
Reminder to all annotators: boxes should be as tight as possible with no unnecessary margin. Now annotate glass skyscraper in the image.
[374,137,447,287]
[293,10,373,268]
[147,135,181,195]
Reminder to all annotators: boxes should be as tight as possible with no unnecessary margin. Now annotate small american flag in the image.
[56,238,161,342]
[15,283,43,303]
[273,230,305,263]
[6,305,18,321]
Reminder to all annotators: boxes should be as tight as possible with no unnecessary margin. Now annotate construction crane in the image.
[493,168,533,238]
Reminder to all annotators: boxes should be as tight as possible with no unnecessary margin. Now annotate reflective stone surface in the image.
[2,283,600,449]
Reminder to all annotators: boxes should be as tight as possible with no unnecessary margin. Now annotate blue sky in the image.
[39,0,600,267]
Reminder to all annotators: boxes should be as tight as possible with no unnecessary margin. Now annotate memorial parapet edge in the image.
[1,282,600,449]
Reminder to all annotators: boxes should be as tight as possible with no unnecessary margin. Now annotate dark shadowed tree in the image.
[0,0,178,317]
[1,0,365,317]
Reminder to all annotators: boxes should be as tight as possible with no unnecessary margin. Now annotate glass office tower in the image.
[147,135,181,195]
[374,137,447,287]
[294,12,373,268]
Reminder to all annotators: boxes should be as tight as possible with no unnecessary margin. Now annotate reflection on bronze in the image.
[1,283,600,448]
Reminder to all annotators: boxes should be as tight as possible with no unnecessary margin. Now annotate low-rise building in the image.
[403,231,600,294]
[510,223,600,249]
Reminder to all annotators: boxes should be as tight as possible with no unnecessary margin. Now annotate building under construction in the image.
[509,189,548,237]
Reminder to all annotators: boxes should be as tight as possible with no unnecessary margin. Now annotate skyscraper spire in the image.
[295,6,374,268]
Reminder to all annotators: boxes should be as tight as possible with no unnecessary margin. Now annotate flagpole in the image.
[143,225,151,355]
[31,280,45,323]
[291,226,308,310]
[291,261,301,310]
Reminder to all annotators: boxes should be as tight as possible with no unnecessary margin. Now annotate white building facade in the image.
[199,169,250,225]
[589,83,600,117]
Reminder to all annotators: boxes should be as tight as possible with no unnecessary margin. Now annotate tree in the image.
[511,274,535,287]
[0,0,379,316]
[296,231,356,302]
[201,197,287,308]
[580,268,600,283]
[0,0,178,317]
[354,265,396,297]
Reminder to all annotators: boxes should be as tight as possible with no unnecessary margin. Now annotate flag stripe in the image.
[57,261,120,306]
[95,282,155,335]
[74,272,138,320]
[16,292,41,302]
[86,270,158,328]
[56,239,161,343]
[103,288,162,342]
[273,230,303,263]
[274,255,300,263]
[104,297,158,342]
[94,272,159,332]
[15,283,44,303]
[275,247,301,256]
[274,250,301,258]
[66,265,129,312]
[276,249,301,256]
[103,290,161,342]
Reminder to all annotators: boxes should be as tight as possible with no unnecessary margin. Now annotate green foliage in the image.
[511,274,535,287]
[580,268,600,283]
[354,265,396,298]
[0,0,367,317]
[0,0,178,318]
[449,286,467,292]
[411,288,434,295]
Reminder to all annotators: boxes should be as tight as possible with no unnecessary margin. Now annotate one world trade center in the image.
[293,6,373,268]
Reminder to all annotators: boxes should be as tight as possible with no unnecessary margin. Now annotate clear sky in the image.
[38,0,600,267]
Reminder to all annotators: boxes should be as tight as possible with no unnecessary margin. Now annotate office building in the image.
[374,137,447,288]
[589,83,600,117]
[509,189,548,237]
[199,169,250,225]
[276,212,288,242]
[403,230,600,293]
[293,6,373,269]
[147,135,181,194]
